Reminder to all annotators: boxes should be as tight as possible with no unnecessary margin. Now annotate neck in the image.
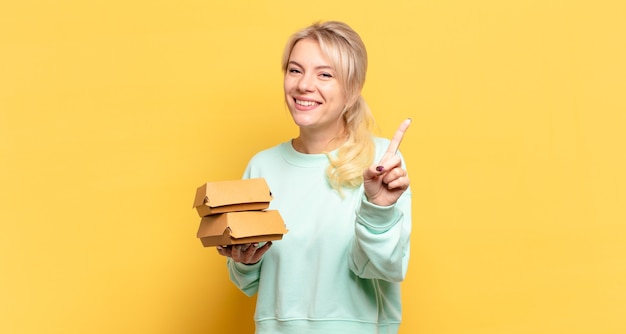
[292,129,347,154]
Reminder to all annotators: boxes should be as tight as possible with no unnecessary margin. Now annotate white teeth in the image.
[296,99,317,106]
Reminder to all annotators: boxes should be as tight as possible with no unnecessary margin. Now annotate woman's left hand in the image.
[363,119,411,206]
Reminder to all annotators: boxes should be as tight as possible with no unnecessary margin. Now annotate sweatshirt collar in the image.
[280,140,338,168]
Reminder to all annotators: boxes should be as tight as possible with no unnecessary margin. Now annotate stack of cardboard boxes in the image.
[193,178,288,247]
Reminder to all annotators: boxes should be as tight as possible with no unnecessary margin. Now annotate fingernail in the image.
[376,165,384,172]
[252,243,258,248]
[216,246,223,250]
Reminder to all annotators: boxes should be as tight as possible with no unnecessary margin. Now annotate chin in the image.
[291,118,311,128]
[289,110,309,121]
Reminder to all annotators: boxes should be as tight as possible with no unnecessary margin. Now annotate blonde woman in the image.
[217,21,412,334]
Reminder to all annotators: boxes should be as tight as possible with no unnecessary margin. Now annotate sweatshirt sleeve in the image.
[348,179,412,282]
[226,258,262,297]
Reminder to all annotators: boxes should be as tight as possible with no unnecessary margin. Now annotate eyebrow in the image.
[288,60,334,71]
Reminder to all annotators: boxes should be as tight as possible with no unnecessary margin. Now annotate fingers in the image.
[216,245,232,257]
[231,243,255,259]
[216,242,273,264]
[380,118,411,164]
[372,156,409,188]
[364,154,402,181]
[252,241,273,260]
[381,167,410,190]
[364,118,411,181]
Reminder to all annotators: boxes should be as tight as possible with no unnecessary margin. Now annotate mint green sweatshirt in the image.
[227,138,412,334]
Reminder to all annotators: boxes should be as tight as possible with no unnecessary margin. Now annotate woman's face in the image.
[284,39,348,136]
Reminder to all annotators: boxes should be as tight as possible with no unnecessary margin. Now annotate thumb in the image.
[363,164,385,181]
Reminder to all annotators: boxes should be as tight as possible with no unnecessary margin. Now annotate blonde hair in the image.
[282,21,376,192]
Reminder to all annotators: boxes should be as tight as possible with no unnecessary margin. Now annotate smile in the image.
[295,99,319,107]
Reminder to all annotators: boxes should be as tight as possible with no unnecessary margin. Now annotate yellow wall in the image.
[1,1,624,333]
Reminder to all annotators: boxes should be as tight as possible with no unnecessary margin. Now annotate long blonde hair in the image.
[282,21,376,192]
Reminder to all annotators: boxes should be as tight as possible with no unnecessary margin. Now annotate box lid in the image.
[196,210,287,240]
[193,178,273,210]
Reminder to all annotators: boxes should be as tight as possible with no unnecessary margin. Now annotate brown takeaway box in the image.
[197,210,288,247]
[193,178,273,217]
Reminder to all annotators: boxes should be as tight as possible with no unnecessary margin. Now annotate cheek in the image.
[283,77,297,95]
[320,83,345,102]
[283,84,291,102]
[324,90,346,107]
[283,81,294,105]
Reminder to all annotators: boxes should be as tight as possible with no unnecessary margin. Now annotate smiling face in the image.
[284,39,349,138]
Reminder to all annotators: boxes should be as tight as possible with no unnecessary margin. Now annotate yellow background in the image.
[1,0,624,333]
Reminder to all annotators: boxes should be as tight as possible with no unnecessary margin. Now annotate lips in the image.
[296,100,317,106]
[295,99,320,107]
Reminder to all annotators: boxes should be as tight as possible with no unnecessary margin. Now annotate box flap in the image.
[196,211,287,239]
[196,214,229,238]
[226,211,287,238]
[193,178,273,209]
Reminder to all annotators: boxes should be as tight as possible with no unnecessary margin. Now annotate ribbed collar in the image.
[279,140,339,168]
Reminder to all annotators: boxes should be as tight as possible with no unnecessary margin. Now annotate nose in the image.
[297,73,315,92]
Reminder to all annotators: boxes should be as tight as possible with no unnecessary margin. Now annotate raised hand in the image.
[363,119,411,206]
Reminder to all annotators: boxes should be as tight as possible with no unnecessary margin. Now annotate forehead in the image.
[289,39,334,68]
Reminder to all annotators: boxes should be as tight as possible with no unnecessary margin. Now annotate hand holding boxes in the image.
[193,178,288,247]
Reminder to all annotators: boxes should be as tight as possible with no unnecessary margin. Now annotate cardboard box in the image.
[193,178,273,217]
[196,210,288,247]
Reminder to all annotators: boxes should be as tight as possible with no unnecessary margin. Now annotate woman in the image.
[217,21,412,334]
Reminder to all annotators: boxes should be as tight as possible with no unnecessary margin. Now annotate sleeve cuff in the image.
[356,195,402,233]
[230,258,262,274]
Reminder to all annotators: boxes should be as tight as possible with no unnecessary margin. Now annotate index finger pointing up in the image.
[384,118,412,157]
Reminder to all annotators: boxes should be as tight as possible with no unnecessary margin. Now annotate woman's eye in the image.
[320,73,333,78]
[289,68,302,74]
